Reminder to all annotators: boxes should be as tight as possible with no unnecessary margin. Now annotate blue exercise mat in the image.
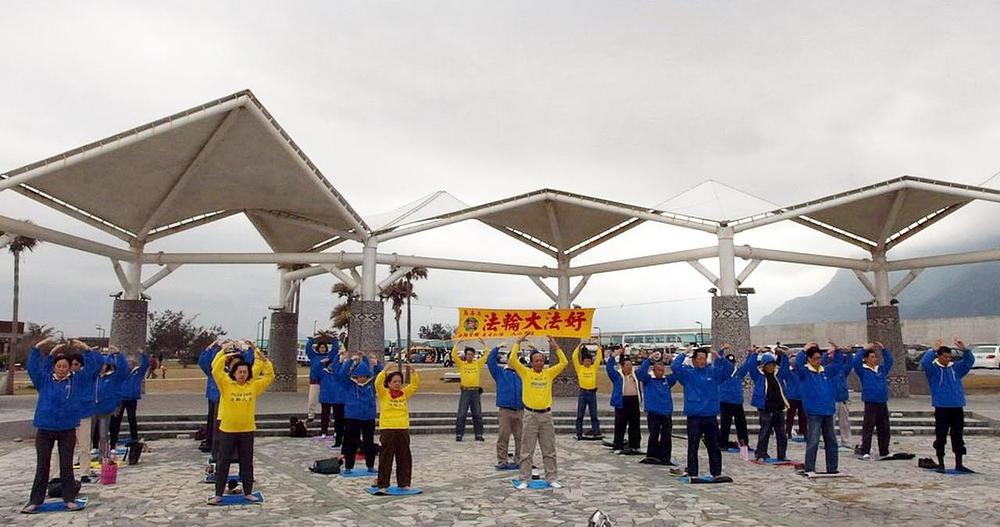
[495,463,518,471]
[366,486,423,496]
[760,458,800,466]
[678,475,733,484]
[512,479,552,490]
[340,468,378,478]
[204,474,241,483]
[725,447,741,453]
[926,468,976,476]
[210,492,264,506]
[26,498,88,514]
[790,437,806,443]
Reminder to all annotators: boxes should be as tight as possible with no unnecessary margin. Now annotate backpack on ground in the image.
[289,417,308,438]
[47,477,81,498]
[126,439,144,465]
[309,458,341,475]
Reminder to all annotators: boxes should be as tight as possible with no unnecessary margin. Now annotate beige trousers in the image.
[496,408,523,464]
[836,401,853,444]
[306,384,321,418]
[519,410,557,482]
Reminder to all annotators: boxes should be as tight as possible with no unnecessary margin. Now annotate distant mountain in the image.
[759,261,1000,324]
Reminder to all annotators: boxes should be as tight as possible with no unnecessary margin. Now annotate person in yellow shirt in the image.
[208,341,274,505]
[374,364,419,494]
[509,334,568,489]
[451,340,488,442]
[572,342,604,440]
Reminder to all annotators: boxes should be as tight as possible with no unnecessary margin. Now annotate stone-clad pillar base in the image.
[110,299,148,354]
[268,310,299,392]
[866,305,910,398]
[712,295,752,396]
[348,301,385,356]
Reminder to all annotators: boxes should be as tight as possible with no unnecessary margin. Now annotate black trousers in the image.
[343,418,376,471]
[860,402,891,457]
[933,407,965,459]
[686,415,722,477]
[29,429,77,505]
[755,408,787,460]
[321,403,346,444]
[215,431,254,496]
[719,402,749,447]
[785,399,807,437]
[205,400,218,448]
[321,403,333,436]
[612,396,641,450]
[646,413,672,462]
[110,399,139,446]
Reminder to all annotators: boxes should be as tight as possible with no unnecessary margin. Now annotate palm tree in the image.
[4,228,40,395]
[329,282,358,331]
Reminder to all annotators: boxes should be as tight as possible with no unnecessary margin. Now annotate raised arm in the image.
[136,352,150,376]
[450,342,461,365]
[605,352,621,383]
[921,348,936,372]
[852,347,864,377]
[486,347,502,380]
[571,345,582,370]
[714,351,735,377]
[305,337,317,362]
[670,351,687,382]
[27,347,45,387]
[746,352,762,380]
[735,354,754,379]
[594,345,604,366]
[403,367,420,397]
[549,344,569,377]
[114,352,129,382]
[794,351,808,379]
[374,366,388,397]
[881,347,894,373]
[252,353,275,395]
[211,350,230,391]
[636,358,651,383]
[954,340,975,377]
[509,342,527,376]
[199,343,220,376]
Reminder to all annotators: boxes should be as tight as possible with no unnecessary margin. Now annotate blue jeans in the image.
[805,414,839,473]
[576,390,600,436]
[455,389,483,438]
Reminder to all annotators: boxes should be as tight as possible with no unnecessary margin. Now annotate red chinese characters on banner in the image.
[454,307,594,339]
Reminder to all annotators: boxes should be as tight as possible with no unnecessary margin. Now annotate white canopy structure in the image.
[3,90,999,395]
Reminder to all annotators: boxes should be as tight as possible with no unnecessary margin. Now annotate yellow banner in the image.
[454,307,595,339]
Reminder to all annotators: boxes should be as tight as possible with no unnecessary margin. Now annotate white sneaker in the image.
[515,482,528,490]
[548,480,564,489]
[861,454,871,460]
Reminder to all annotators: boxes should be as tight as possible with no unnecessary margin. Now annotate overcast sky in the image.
[1,1,999,342]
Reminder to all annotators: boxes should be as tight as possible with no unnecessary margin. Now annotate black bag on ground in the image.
[309,458,341,474]
[47,477,81,498]
[126,440,144,465]
[289,417,308,438]
[917,457,939,469]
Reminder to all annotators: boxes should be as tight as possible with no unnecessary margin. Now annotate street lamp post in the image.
[695,321,704,346]
[592,325,603,346]
[95,325,105,339]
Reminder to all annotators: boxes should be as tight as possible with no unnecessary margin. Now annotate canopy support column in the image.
[867,249,909,397]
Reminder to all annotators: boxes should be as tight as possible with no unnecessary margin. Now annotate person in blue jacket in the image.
[65,343,104,473]
[921,339,975,473]
[671,345,735,478]
[110,351,150,447]
[747,349,790,462]
[636,352,676,465]
[93,349,128,462]
[308,334,342,441]
[337,352,383,473]
[317,339,348,446]
[782,349,807,439]
[823,344,853,447]
[718,351,752,450]
[606,349,642,454]
[851,341,893,459]
[22,338,98,513]
[793,343,844,474]
[486,344,523,469]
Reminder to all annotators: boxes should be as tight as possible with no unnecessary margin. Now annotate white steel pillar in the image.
[872,251,891,306]
[556,255,571,309]
[717,226,738,296]
[361,238,378,301]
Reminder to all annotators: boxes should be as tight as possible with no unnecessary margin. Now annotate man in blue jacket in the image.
[637,352,676,465]
[782,350,807,439]
[337,353,383,473]
[93,350,128,462]
[851,341,893,459]
[718,351,752,450]
[607,350,642,454]
[487,344,523,470]
[671,345,735,478]
[823,344,853,447]
[794,343,843,474]
[747,349,790,462]
[921,339,975,473]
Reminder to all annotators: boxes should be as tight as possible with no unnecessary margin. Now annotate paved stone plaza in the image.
[1,431,997,526]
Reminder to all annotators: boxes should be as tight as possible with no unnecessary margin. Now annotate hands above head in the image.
[650,351,662,362]
[934,338,944,350]
[827,340,839,352]
[516,334,528,344]
[954,339,966,350]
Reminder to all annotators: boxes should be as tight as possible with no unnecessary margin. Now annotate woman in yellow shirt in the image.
[374,364,419,494]
[208,341,274,505]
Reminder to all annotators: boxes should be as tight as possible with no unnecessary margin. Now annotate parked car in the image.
[296,346,310,366]
[970,344,1000,369]
[906,344,931,371]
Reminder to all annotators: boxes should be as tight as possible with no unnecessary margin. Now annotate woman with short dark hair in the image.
[373,364,419,494]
